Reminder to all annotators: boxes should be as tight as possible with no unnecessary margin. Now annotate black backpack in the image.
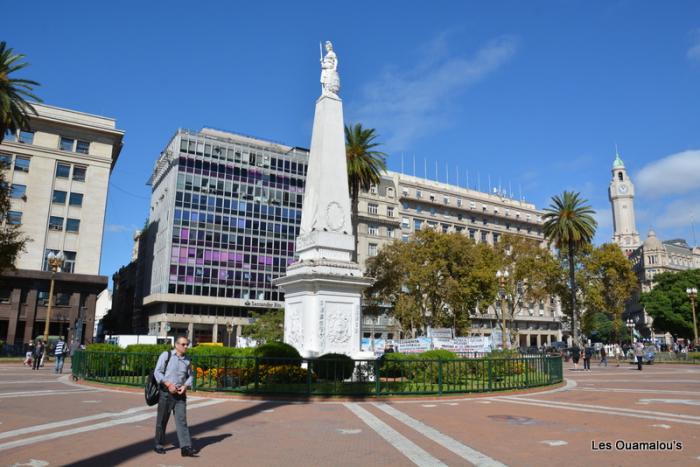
[145,351,172,406]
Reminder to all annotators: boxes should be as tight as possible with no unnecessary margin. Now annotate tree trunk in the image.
[568,241,578,346]
[351,183,359,263]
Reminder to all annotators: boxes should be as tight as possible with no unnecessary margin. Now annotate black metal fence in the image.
[71,351,563,396]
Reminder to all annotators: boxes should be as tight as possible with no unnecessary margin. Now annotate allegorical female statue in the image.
[320,41,340,97]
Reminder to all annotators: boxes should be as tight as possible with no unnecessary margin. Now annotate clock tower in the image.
[608,151,641,255]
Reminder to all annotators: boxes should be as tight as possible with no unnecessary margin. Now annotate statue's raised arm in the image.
[320,41,340,97]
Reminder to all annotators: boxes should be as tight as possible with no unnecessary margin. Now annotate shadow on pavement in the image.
[65,400,287,466]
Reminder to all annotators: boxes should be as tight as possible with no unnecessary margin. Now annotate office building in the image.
[0,103,123,345]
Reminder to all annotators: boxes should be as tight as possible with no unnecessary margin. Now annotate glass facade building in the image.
[142,129,308,343]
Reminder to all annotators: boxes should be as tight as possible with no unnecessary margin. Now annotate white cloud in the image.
[105,224,138,233]
[654,196,700,229]
[350,34,518,151]
[635,150,700,198]
[593,206,612,230]
[688,29,700,63]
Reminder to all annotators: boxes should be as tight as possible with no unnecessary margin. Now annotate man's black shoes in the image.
[153,446,166,454]
[181,447,199,457]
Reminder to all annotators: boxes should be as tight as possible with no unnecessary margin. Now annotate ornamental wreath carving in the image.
[327,307,351,344]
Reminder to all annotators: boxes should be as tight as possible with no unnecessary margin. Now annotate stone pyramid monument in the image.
[273,41,373,358]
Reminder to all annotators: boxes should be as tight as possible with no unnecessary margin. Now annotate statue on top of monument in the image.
[320,40,340,97]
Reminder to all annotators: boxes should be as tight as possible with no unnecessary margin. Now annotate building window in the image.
[414,219,422,231]
[43,250,76,273]
[76,140,90,154]
[66,218,80,232]
[73,166,86,182]
[401,234,409,242]
[56,163,71,178]
[457,199,463,207]
[401,217,410,228]
[370,185,377,195]
[10,184,26,199]
[481,231,488,243]
[368,243,378,257]
[49,216,64,231]
[368,203,378,215]
[7,210,22,225]
[469,229,476,240]
[60,137,75,151]
[416,190,422,198]
[14,157,30,172]
[3,129,16,142]
[387,187,395,198]
[18,130,34,144]
[387,207,394,218]
[387,227,394,238]
[52,190,67,204]
[493,233,500,243]
[0,153,11,167]
[443,196,449,205]
[69,192,83,207]
[368,224,379,236]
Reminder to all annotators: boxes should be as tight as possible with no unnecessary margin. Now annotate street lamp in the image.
[226,321,234,347]
[496,270,509,350]
[686,287,698,346]
[626,318,635,345]
[43,251,65,344]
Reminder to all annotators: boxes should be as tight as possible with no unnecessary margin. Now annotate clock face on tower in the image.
[617,184,628,194]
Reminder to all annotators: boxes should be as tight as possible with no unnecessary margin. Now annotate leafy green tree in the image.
[345,123,387,260]
[640,269,700,340]
[365,229,498,337]
[241,309,284,344]
[582,311,630,343]
[578,243,638,343]
[494,234,561,347]
[0,163,27,271]
[543,191,597,345]
[0,41,41,144]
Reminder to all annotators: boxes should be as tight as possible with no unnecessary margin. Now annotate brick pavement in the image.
[0,362,699,466]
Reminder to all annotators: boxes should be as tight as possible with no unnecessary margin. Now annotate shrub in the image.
[379,353,417,378]
[314,353,354,381]
[421,349,458,360]
[189,345,255,370]
[84,344,122,375]
[259,364,314,384]
[124,344,171,375]
[125,344,171,354]
[253,342,301,367]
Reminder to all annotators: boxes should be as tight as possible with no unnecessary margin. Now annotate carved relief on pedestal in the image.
[326,201,345,231]
[286,303,303,350]
[326,305,351,344]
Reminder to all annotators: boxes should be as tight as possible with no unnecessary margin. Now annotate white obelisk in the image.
[274,41,372,358]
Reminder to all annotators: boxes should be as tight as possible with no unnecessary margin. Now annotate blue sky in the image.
[4,0,700,282]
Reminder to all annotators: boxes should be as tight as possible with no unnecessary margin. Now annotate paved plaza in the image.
[1,362,699,466]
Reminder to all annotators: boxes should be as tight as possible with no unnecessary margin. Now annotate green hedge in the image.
[125,344,171,354]
[253,342,301,366]
[84,344,122,375]
[314,353,354,381]
[189,345,255,371]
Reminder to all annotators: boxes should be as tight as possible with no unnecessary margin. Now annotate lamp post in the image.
[226,321,234,347]
[43,251,65,344]
[496,270,509,349]
[626,318,635,346]
[686,287,698,347]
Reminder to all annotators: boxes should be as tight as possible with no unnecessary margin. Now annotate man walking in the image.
[32,340,44,370]
[54,337,67,373]
[599,346,608,367]
[634,341,644,371]
[153,335,198,457]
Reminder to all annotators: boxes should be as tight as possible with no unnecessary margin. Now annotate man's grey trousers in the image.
[154,389,192,449]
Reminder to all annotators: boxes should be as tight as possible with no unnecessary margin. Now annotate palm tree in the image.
[0,41,41,144]
[542,191,597,346]
[345,123,387,261]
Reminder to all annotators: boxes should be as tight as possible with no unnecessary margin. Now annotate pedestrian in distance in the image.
[153,335,198,457]
[24,343,34,367]
[583,344,593,371]
[32,340,44,370]
[599,346,608,367]
[571,345,581,370]
[54,336,67,373]
[634,341,644,371]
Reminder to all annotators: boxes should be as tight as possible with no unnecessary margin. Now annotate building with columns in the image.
[608,152,641,255]
[355,172,563,348]
[0,103,123,346]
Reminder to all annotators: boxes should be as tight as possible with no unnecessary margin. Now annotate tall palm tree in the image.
[0,41,41,144]
[345,123,387,261]
[542,191,597,346]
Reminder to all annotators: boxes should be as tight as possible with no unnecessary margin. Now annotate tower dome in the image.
[643,230,663,250]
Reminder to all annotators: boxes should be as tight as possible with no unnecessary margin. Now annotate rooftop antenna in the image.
[488,174,492,194]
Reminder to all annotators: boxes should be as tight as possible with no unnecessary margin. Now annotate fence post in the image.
[438,360,443,395]
[374,359,381,395]
[307,359,312,396]
[487,358,493,392]
[254,357,260,393]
